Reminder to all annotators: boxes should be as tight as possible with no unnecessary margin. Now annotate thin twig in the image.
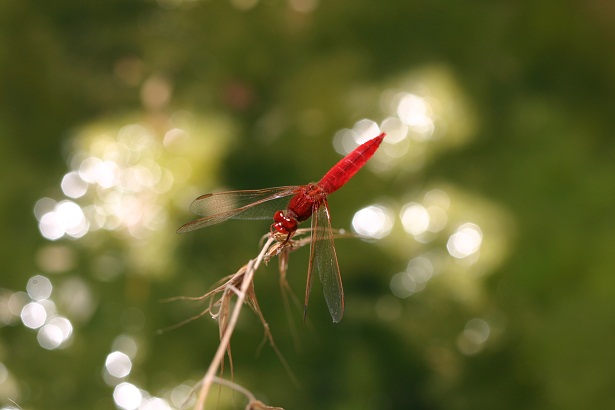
[185,228,354,409]
[194,236,276,410]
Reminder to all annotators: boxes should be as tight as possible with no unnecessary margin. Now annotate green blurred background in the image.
[1,0,614,409]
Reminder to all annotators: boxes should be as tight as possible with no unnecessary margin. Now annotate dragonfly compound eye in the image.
[273,210,285,223]
[271,211,298,234]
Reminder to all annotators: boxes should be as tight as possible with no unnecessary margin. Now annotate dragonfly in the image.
[178,132,386,323]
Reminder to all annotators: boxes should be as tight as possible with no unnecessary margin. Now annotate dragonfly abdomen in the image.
[317,133,385,194]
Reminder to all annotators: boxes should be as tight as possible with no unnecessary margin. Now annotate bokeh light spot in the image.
[0,290,17,325]
[352,204,394,239]
[141,76,172,111]
[447,223,483,259]
[79,157,119,188]
[26,275,52,301]
[333,128,359,155]
[33,197,57,221]
[162,127,187,148]
[105,351,133,379]
[424,188,450,209]
[400,203,430,237]
[37,317,73,350]
[379,116,409,144]
[61,171,88,198]
[458,318,491,355]
[407,256,434,284]
[20,302,47,329]
[38,201,89,240]
[390,272,416,298]
[170,384,194,408]
[39,211,65,240]
[391,254,438,298]
[464,318,490,344]
[8,292,28,317]
[353,119,381,144]
[113,382,142,410]
[333,120,381,156]
[58,200,89,238]
[396,93,434,139]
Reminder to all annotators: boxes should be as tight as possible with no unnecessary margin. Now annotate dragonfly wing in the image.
[178,186,299,233]
[305,199,344,323]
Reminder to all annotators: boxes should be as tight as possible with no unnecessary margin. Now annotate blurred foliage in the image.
[1,0,615,409]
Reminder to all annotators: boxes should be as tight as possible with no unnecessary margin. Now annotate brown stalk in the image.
[173,228,355,409]
[193,236,275,410]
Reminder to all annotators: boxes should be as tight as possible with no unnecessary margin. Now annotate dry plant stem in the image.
[194,236,276,410]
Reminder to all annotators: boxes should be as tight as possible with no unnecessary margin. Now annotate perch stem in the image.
[194,236,276,410]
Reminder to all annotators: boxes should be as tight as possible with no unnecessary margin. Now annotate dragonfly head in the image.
[271,210,298,235]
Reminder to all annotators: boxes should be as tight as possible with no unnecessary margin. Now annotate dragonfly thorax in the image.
[286,183,325,222]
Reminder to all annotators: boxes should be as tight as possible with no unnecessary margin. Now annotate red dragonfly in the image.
[178,132,386,322]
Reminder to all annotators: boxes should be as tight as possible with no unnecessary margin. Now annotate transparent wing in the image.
[177,186,299,233]
[305,199,344,323]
